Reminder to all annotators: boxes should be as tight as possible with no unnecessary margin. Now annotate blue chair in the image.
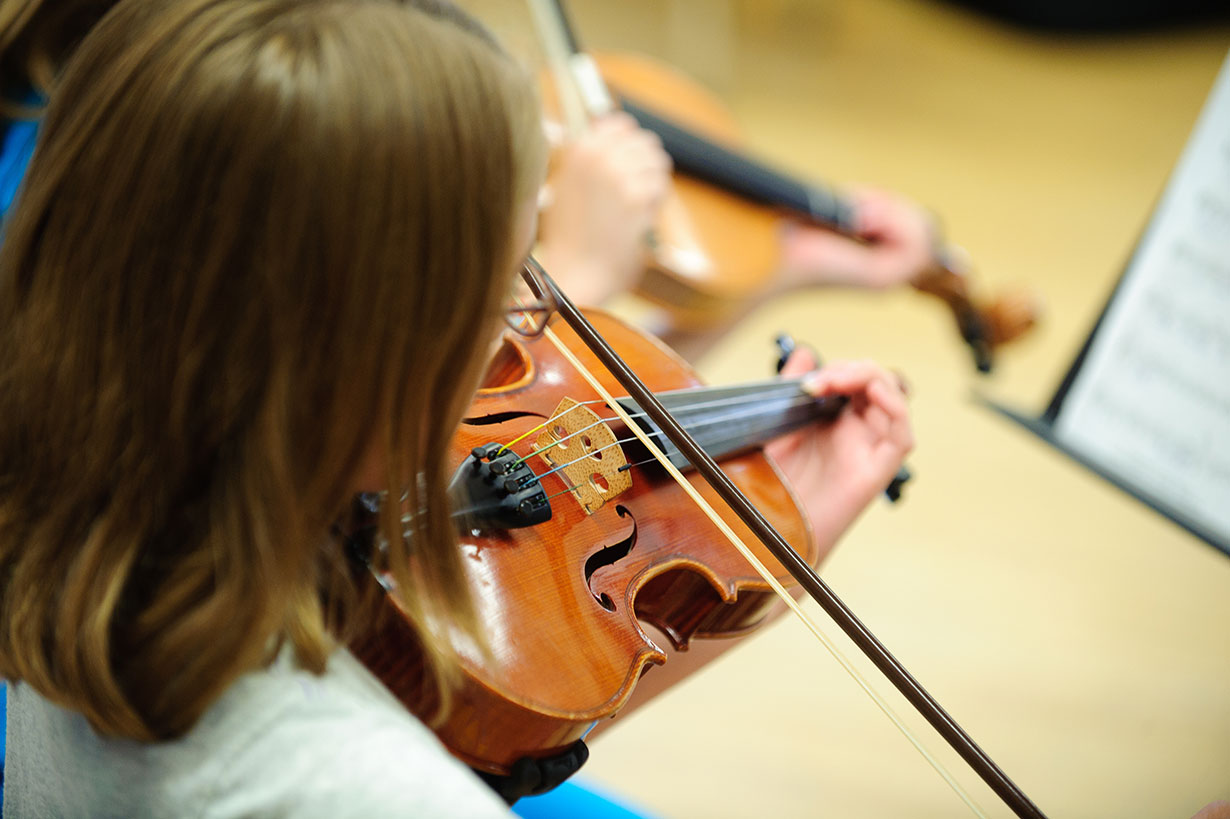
[1,117,38,219]
[513,779,656,819]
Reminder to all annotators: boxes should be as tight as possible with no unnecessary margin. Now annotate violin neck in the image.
[619,97,857,233]
[616,378,843,470]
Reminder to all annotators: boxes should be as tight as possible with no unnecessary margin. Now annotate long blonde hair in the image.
[0,0,545,740]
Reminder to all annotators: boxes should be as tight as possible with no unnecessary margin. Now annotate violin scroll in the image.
[911,249,1040,373]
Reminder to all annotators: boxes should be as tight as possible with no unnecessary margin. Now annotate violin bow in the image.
[535,266,1048,819]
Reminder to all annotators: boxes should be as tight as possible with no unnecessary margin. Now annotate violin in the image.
[353,307,839,771]
[533,0,1038,372]
[349,265,1046,815]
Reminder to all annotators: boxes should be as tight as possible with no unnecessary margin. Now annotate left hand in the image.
[764,349,913,562]
[778,186,937,290]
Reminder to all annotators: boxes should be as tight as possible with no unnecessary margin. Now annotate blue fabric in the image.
[0,117,39,222]
[513,780,655,819]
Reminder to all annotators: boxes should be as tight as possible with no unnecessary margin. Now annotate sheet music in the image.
[1054,51,1230,540]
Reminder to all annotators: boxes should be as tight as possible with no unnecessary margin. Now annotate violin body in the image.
[355,311,816,773]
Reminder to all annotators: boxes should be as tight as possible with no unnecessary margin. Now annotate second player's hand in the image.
[536,113,672,305]
[778,186,938,290]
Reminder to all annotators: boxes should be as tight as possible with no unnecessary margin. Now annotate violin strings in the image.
[506,386,814,470]
[528,436,638,483]
[614,420,817,474]
[494,398,609,455]
[541,484,585,504]
[495,310,809,458]
[507,386,808,468]
[617,457,656,473]
[505,393,819,488]
[506,412,619,468]
[536,323,989,819]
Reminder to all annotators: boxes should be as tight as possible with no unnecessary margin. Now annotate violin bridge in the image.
[535,397,631,515]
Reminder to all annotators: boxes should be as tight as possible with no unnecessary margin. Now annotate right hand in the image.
[535,113,671,305]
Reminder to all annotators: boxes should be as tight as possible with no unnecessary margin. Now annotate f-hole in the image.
[477,336,532,391]
[584,505,637,613]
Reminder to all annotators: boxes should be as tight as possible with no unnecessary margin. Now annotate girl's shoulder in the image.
[4,648,511,818]
[198,647,513,817]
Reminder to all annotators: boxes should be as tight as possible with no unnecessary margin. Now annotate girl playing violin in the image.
[0,0,910,815]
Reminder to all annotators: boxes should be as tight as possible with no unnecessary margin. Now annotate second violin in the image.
[534,0,1039,372]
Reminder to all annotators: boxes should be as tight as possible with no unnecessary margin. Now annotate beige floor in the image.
[473,1,1230,816]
